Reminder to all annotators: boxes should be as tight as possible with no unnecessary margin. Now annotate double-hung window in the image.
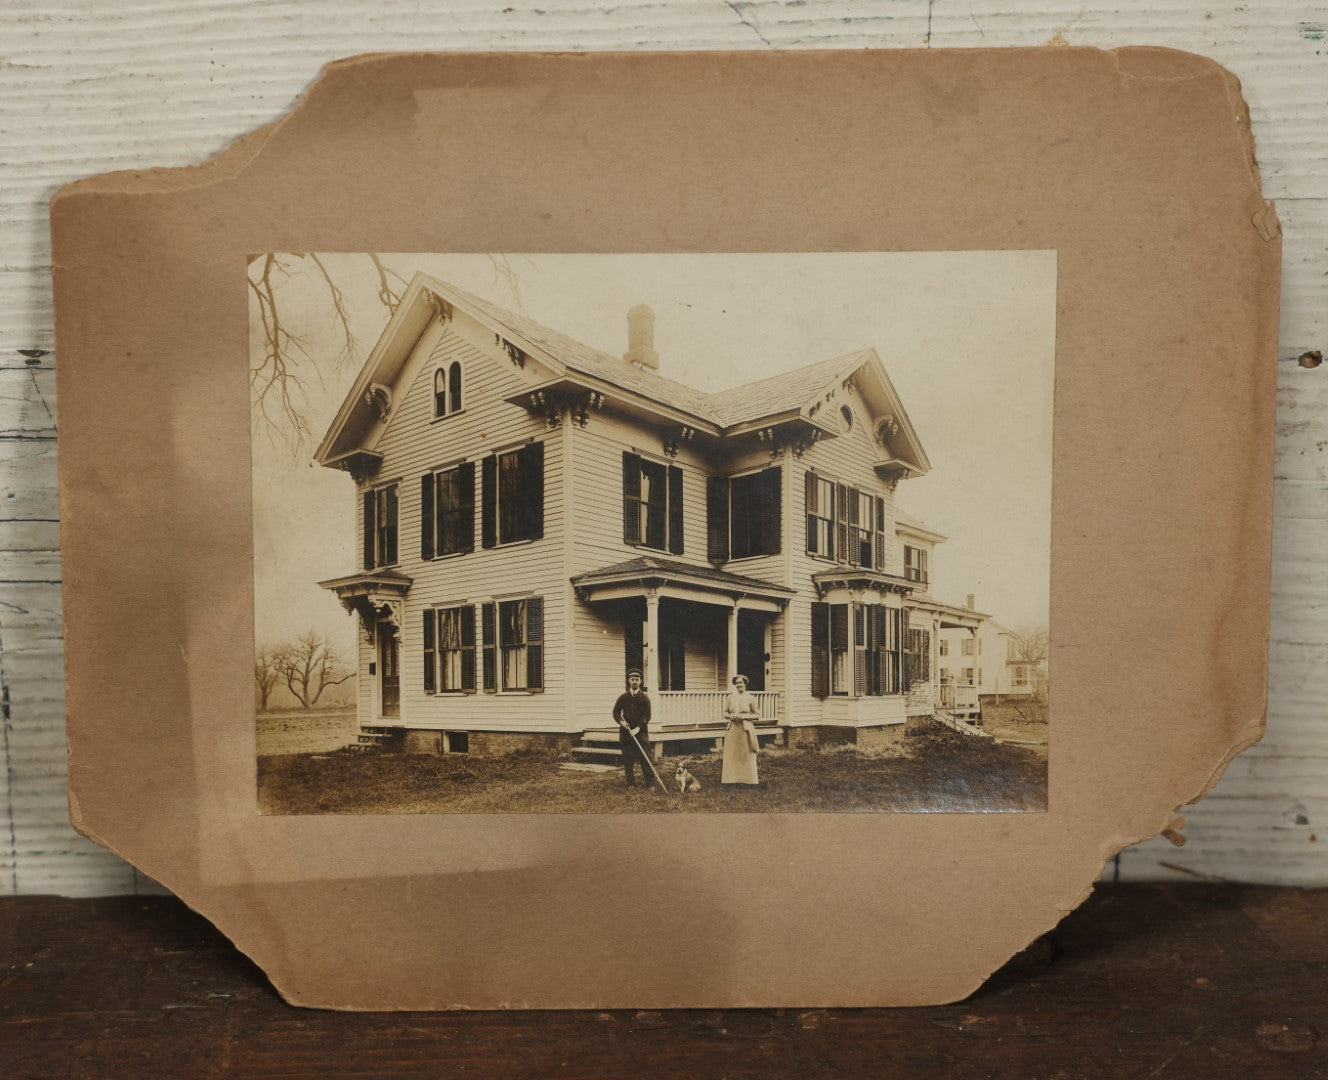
[480,597,544,692]
[805,472,886,569]
[904,544,929,585]
[708,467,781,561]
[481,442,544,547]
[811,602,905,699]
[805,474,836,558]
[420,462,475,560]
[623,452,683,554]
[362,483,398,569]
[423,605,476,693]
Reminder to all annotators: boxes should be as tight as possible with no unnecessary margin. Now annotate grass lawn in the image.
[257,725,1047,814]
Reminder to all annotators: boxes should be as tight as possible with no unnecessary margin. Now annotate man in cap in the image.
[612,668,654,789]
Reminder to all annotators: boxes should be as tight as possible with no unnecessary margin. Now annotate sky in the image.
[250,252,1055,654]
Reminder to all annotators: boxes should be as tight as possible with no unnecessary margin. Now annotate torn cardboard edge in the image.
[55,48,1277,1009]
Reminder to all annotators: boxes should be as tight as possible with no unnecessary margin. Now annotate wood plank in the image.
[1,886,1326,1076]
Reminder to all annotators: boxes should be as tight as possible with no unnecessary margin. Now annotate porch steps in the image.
[355,726,398,750]
[931,710,995,739]
[559,761,619,773]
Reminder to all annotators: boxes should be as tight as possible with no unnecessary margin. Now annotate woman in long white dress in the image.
[721,674,760,785]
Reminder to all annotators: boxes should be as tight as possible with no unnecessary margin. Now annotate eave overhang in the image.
[572,560,793,612]
[319,570,413,632]
[907,594,991,628]
[811,568,919,598]
[505,376,721,436]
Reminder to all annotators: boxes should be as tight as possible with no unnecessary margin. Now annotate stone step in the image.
[559,762,619,773]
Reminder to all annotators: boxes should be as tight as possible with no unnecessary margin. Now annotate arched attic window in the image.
[433,362,464,419]
[448,360,462,413]
[440,371,456,422]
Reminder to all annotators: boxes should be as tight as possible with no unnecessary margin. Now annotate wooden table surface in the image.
[2,884,1324,1078]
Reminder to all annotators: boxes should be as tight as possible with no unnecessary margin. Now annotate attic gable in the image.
[314,275,566,468]
[316,274,932,479]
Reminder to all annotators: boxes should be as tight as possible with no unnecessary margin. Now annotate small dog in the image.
[675,763,702,794]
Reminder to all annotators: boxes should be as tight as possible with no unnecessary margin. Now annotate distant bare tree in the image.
[1010,625,1049,664]
[254,645,282,710]
[274,632,353,710]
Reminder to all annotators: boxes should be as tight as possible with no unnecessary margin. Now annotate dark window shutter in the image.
[449,361,462,413]
[526,597,544,692]
[707,476,730,563]
[481,602,496,692]
[874,496,886,570]
[835,483,849,565]
[459,461,476,553]
[805,470,818,554]
[918,628,930,682]
[522,441,544,541]
[362,490,375,569]
[846,487,861,567]
[763,467,782,555]
[384,485,398,565]
[423,609,436,692]
[622,452,642,545]
[810,601,830,699]
[460,605,477,692]
[831,603,848,651]
[420,474,435,560]
[667,465,684,555]
[481,456,496,548]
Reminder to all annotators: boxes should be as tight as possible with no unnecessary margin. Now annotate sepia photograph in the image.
[250,252,1054,814]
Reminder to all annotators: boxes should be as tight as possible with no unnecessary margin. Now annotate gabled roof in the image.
[707,351,872,427]
[895,509,948,544]
[317,273,931,475]
[447,281,719,423]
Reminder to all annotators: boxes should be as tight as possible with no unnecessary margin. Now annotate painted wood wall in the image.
[2,0,1324,894]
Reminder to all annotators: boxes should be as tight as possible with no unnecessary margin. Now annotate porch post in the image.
[645,590,661,693]
[727,601,740,684]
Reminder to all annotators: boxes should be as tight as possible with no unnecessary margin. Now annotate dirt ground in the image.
[257,724,1048,815]
[980,699,1050,760]
[256,707,358,756]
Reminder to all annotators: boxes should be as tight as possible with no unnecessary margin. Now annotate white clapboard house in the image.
[314,273,987,755]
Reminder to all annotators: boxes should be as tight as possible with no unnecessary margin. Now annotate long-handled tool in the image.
[619,722,669,793]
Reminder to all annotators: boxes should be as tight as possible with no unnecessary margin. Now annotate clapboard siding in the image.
[350,317,569,730]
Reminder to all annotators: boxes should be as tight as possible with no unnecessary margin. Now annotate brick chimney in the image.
[966,593,975,610]
[623,304,659,370]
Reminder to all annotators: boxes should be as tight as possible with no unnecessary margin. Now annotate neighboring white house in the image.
[313,273,988,754]
[938,617,1047,701]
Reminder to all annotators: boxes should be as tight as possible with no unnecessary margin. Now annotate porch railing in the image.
[655,690,782,728]
[939,679,979,711]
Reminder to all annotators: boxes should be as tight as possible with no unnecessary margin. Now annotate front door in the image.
[737,609,767,691]
[379,628,400,718]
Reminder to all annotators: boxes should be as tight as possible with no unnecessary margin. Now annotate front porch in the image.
[571,555,793,750]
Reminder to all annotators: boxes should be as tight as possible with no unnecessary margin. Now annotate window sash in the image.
[807,475,836,558]
[432,606,476,693]
[436,466,473,556]
[497,598,543,691]
[729,467,780,559]
[367,484,398,568]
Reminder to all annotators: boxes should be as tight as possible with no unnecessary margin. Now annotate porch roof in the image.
[317,569,413,596]
[810,567,918,597]
[572,555,793,608]
[908,592,990,629]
